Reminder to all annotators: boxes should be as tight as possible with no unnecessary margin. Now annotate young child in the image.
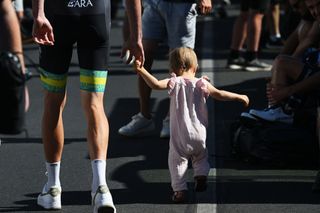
[134,47,249,203]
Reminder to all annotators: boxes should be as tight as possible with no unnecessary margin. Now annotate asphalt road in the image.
[1,3,320,213]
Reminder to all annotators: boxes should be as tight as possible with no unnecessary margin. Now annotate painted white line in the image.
[200,59,215,69]
[197,17,216,213]
[194,204,217,213]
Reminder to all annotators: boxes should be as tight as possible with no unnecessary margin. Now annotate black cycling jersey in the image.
[40,0,111,74]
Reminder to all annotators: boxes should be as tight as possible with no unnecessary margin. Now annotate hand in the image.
[202,75,210,82]
[134,60,143,72]
[32,16,54,46]
[197,0,212,15]
[266,83,291,105]
[121,38,145,67]
[241,95,250,107]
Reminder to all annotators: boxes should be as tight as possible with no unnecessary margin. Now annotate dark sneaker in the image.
[245,59,272,72]
[266,38,283,50]
[194,176,207,192]
[226,57,246,70]
[172,190,188,203]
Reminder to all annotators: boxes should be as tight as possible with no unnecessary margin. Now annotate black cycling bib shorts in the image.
[39,0,111,93]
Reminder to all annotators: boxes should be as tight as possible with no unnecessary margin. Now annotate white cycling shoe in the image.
[37,185,62,210]
[92,185,116,213]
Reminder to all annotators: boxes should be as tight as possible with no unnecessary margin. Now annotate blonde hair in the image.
[169,47,198,75]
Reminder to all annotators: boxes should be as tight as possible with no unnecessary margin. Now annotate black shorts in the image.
[40,0,111,74]
[270,0,282,5]
[240,0,271,13]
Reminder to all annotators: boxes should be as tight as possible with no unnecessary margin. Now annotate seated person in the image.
[242,52,320,124]
[241,0,320,124]
[280,0,317,57]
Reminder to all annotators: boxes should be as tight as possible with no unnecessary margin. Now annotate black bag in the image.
[231,117,318,167]
[0,52,26,134]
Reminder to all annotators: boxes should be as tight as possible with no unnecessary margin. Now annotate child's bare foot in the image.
[194,175,207,192]
[172,190,187,203]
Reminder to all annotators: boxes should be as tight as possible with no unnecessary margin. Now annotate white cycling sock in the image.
[91,159,107,193]
[45,161,61,190]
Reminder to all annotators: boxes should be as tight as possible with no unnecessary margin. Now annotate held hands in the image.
[133,60,143,73]
[121,38,144,67]
[201,75,210,82]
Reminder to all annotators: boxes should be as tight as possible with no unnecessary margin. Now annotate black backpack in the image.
[231,117,318,167]
[0,52,26,134]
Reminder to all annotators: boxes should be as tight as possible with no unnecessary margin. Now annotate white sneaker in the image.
[245,59,272,72]
[160,116,170,138]
[92,185,116,213]
[249,107,293,124]
[222,0,231,5]
[118,113,155,137]
[37,185,62,210]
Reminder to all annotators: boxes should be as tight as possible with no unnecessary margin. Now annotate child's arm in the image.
[207,82,249,107]
[134,61,169,90]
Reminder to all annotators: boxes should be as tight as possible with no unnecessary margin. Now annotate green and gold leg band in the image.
[80,69,108,93]
[40,69,68,93]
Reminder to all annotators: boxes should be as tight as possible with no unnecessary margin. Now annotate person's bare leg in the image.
[81,89,111,196]
[0,0,22,55]
[272,4,281,37]
[139,39,158,119]
[230,11,248,50]
[247,10,264,52]
[38,90,65,208]
[267,56,304,105]
[271,56,303,86]
[267,3,281,39]
[81,91,109,160]
[42,91,67,163]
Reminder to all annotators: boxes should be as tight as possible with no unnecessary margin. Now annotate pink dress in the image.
[167,74,211,191]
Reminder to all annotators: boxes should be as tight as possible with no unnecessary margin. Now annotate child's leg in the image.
[168,146,189,192]
[192,148,210,177]
[192,148,210,192]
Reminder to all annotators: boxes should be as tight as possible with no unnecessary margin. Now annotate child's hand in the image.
[134,60,142,72]
[241,95,249,107]
[202,75,210,82]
